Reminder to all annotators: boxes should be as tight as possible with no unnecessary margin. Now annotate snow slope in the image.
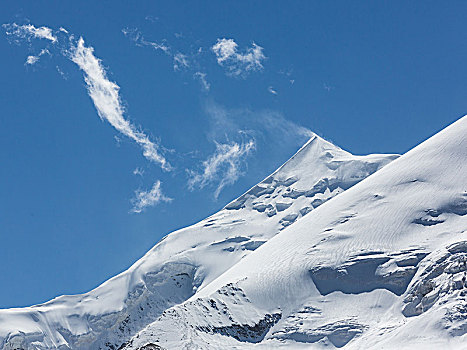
[0,133,398,350]
[123,116,467,350]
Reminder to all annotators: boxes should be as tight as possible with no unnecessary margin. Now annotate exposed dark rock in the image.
[138,344,165,350]
[197,312,281,343]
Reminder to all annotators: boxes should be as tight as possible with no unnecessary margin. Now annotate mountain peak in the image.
[141,115,466,349]
[0,129,402,349]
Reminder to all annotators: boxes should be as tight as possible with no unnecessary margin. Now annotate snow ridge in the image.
[0,132,397,349]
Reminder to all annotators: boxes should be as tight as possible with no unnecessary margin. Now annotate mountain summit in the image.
[3,117,466,349]
[124,116,467,349]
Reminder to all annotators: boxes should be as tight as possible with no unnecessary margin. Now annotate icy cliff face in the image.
[123,116,467,350]
[0,132,398,349]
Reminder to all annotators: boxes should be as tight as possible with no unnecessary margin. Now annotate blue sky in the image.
[1,1,467,308]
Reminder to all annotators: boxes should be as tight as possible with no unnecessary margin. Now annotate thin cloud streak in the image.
[4,23,171,172]
[123,27,189,72]
[131,180,172,213]
[194,72,210,91]
[4,22,174,209]
[122,27,170,53]
[123,27,218,91]
[188,139,256,199]
[70,37,171,170]
[204,101,314,143]
[3,23,58,43]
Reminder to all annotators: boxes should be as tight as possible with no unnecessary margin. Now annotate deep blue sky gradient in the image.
[1,1,467,307]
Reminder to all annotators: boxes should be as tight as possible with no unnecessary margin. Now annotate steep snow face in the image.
[0,133,397,350]
[123,116,467,350]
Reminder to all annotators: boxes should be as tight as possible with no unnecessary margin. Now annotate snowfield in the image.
[1,116,466,350]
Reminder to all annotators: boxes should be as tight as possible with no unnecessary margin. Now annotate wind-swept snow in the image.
[0,132,397,349]
[124,116,467,349]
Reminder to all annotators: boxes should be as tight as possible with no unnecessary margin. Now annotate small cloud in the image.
[69,37,171,171]
[131,180,172,213]
[122,27,170,53]
[3,23,57,43]
[188,138,255,199]
[212,38,237,64]
[268,86,277,95]
[133,167,144,176]
[194,72,210,91]
[323,83,333,91]
[173,52,189,70]
[290,79,295,84]
[145,15,159,23]
[211,38,266,77]
[25,55,39,65]
[25,48,50,65]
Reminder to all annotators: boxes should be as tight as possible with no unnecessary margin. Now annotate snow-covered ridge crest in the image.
[0,132,398,349]
[123,116,466,349]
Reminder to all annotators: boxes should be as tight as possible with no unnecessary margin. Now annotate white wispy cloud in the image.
[25,55,39,65]
[133,167,144,176]
[204,101,313,142]
[260,112,314,139]
[3,23,58,43]
[194,72,210,91]
[4,22,176,209]
[69,37,171,171]
[131,180,172,213]
[145,15,159,23]
[123,28,191,72]
[268,86,277,95]
[25,48,50,65]
[122,27,170,53]
[191,101,314,199]
[188,139,255,199]
[211,38,266,77]
[3,23,171,171]
[173,52,189,70]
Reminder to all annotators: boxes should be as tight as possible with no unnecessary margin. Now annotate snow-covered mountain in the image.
[0,132,398,350]
[6,114,467,349]
[5,116,467,350]
[123,116,467,350]
[4,116,467,350]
